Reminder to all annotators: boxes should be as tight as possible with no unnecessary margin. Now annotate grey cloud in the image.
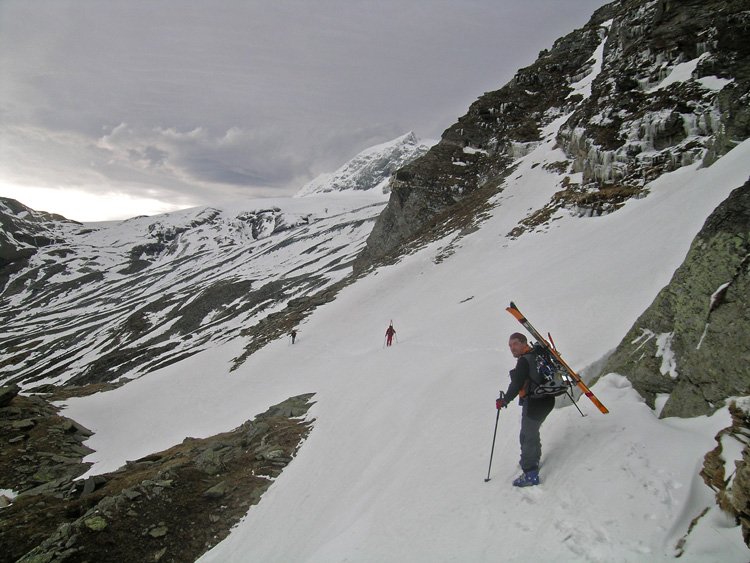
[97,123,318,189]
[1,0,608,215]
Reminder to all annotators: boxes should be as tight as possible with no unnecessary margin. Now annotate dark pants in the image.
[519,397,555,473]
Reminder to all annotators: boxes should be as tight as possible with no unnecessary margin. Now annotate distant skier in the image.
[385,323,396,347]
[495,332,555,487]
[290,329,298,344]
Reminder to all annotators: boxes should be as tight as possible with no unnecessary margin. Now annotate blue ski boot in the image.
[512,469,539,487]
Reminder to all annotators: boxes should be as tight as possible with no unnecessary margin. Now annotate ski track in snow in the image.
[57,138,750,562]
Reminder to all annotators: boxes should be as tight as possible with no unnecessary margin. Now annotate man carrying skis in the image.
[496,332,555,487]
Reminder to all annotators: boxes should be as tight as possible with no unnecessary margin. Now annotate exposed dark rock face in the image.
[0,390,315,563]
[355,0,750,270]
[0,198,79,293]
[603,179,750,417]
[0,386,94,500]
[353,18,603,269]
[559,0,750,188]
[0,383,20,407]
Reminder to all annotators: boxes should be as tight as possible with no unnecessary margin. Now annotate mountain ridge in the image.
[356,0,750,271]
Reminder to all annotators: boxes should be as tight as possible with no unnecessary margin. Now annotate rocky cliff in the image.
[355,0,750,271]
[603,178,749,418]
[700,400,750,548]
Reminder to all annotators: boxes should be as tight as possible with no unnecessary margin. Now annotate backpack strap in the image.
[522,350,543,385]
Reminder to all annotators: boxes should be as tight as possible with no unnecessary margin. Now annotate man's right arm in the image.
[503,356,530,403]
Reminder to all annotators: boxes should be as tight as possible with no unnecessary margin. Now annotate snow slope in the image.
[60,135,750,561]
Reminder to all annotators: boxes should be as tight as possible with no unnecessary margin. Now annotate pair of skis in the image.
[506,302,609,414]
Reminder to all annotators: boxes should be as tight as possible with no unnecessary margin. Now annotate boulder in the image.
[83,516,108,531]
[193,447,224,475]
[603,180,750,417]
[203,481,228,499]
[0,383,20,407]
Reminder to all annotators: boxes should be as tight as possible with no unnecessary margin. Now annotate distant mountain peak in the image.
[295,132,435,197]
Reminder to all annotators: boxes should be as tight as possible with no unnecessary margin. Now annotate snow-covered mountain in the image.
[0,130,438,388]
[0,174,397,388]
[2,0,750,561]
[295,132,435,197]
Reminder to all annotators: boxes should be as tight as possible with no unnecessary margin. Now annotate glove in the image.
[496,393,508,410]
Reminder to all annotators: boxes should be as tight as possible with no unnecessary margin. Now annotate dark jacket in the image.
[504,353,555,421]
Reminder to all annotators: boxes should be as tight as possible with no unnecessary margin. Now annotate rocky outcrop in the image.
[353,12,607,269]
[0,383,20,407]
[603,179,750,417]
[0,391,315,563]
[700,400,750,547]
[355,0,750,270]
[558,0,750,187]
[0,386,94,500]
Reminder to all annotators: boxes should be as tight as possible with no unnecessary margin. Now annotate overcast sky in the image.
[0,0,607,222]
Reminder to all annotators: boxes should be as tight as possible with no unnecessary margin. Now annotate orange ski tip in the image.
[505,307,525,321]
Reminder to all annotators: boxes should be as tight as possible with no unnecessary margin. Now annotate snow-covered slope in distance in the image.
[61,120,750,561]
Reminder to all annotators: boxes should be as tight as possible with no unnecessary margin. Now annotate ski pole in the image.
[484,405,501,482]
[565,388,586,417]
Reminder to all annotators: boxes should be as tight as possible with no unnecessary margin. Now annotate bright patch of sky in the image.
[0,183,185,222]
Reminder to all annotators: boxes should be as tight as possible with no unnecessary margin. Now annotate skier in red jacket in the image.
[385,323,396,347]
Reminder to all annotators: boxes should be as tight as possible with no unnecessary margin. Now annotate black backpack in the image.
[523,344,572,398]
